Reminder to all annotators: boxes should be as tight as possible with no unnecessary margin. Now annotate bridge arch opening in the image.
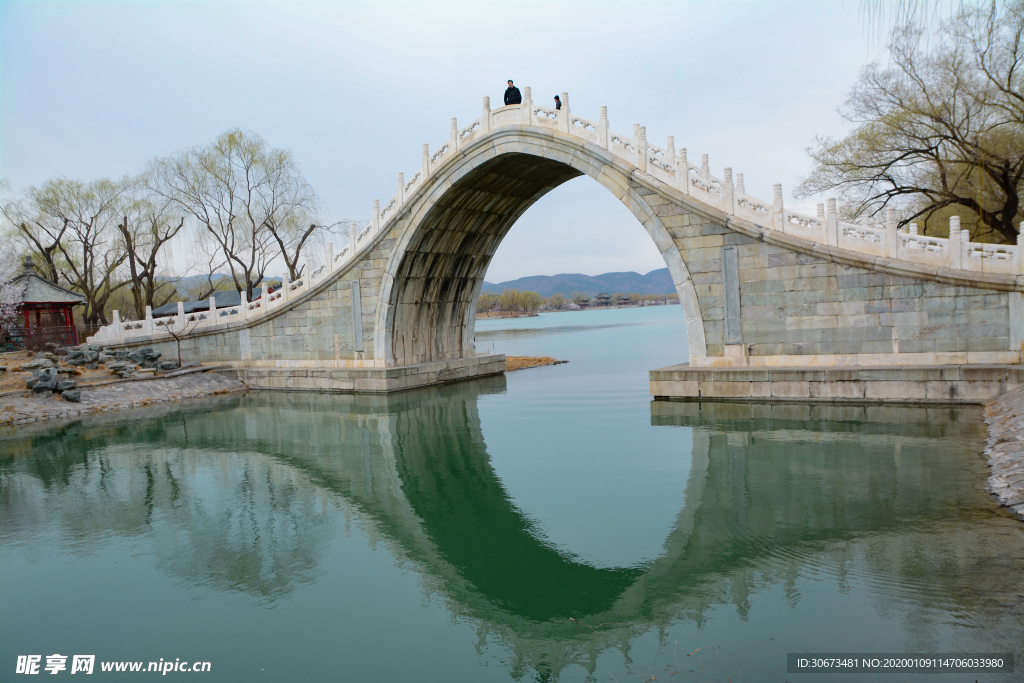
[374,135,708,367]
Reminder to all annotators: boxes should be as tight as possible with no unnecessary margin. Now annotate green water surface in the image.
[1,306,1021,682]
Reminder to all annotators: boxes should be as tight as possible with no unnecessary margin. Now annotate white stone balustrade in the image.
[88,92,1024,346]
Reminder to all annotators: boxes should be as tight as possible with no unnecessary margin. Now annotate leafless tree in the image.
[116,176,185,318]
[4,178,129,324]
[799,1,1023,242]
[155,314,203,367]
[3,185,72,284]
[150,128,324,300]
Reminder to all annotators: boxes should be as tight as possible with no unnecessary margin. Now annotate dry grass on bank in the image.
[504,356,565,371]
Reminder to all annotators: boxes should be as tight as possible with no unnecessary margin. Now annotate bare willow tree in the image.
[3,178,127,324]
[3,184,72,284]
[116,176,185,318]
[859,0,965,39]
[799,0,1023,242]
[151,128,322,300]
[51,179,128,325]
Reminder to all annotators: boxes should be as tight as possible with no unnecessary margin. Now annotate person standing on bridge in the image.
[504,80,522,106]
[553,95,561,110]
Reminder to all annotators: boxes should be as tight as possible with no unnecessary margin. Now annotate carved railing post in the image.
[722,168,735,214]
[523,86,533,125]
[666,136,676,178]
[559,91,570,133]
[948,216,962,269]
[826,198,839,246]
[144,306,153,336]
[372,200,380,233]
[701,153,710,182]
[679,148,689,194]
[350,221,359,250]
[176,301,185,332]
[396,172,405,206]
[636,125,647,172]
[326,243,334,273]
[1018,227,1024,274]
[884,207,898,258]
[112,310,122,340]
[421,144,430,179]
[281,277,290,303]
[772,184,784,232]
[599,106,609,148]
[908,222,918,235]
[450,117,458,152]
[240,289,249,320]
[209,296,217,322]
[960,223,971,268]
[481,96,491,134]
[638,126,647,174]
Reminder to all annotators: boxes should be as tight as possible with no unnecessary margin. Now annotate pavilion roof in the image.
[10,259,85,305]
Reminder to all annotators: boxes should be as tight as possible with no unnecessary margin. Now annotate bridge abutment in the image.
[651,364,1024,404]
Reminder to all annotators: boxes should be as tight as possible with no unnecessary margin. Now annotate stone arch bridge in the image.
[91,89,1024,401]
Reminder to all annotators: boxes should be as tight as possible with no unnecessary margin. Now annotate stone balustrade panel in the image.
[570,116,599,144]
[783,210,826,241]
[966,242,1020,275]
[837,222,886,257]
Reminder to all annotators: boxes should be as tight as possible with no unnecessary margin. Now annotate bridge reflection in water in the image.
[1,380,1021,681]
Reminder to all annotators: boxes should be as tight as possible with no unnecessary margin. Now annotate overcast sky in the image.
[1,0,886,282]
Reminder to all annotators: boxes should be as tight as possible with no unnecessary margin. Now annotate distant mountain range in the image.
[482,268,673,297]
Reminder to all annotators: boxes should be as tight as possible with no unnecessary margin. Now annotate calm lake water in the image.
[1,305,1021,681]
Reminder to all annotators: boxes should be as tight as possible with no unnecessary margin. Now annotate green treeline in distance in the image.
[477,289,679,314]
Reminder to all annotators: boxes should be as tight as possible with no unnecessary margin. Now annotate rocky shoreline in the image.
[0,370,246,427]
[984,386,1024,521]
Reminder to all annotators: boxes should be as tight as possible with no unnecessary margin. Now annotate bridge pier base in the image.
[650,364,1024,405]
[223,355,505,394]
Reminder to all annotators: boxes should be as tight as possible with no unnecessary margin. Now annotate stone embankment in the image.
[984,386,1024,521]
[0,369,246,427]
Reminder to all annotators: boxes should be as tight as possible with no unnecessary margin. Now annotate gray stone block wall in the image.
[658,201,1013,359]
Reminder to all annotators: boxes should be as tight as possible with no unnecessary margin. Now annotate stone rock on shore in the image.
[984,386,1024,522]
[0,372,246,426]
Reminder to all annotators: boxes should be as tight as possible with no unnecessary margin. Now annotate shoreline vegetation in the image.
[475,289,678,319]
[476,311,538,319]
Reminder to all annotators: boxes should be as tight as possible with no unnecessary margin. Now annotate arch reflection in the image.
[2,382,1021,679]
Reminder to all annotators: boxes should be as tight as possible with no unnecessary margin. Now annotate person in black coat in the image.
[553,95,561,110]
[504,80,522,106]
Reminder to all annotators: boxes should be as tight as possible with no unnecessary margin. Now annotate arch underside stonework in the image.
[376,132,709,367]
